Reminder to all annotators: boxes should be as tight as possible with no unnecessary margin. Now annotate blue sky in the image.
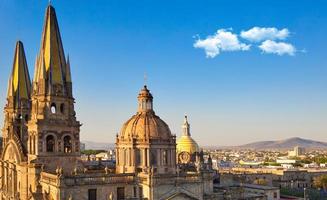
[0,0,327,146]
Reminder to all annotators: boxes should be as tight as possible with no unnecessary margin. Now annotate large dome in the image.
[120,112,172,140]
[118,86,172,141]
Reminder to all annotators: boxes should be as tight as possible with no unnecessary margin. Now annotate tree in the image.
[313,175,327,191]
[253,178,268,186]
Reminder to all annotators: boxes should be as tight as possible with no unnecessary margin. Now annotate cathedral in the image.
[0,4,218,200]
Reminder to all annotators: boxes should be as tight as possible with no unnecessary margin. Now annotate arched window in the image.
[63,135,72,153]
[50,103,56,114]
[46,135,55,152]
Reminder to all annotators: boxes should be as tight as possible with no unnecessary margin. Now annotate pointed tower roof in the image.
[36,5,66,85]
[65,54,71,82]
[7,41,31,108]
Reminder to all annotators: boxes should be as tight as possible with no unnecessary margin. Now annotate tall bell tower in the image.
[27,5,80,173]
[1,41,31,199]
[2,41,31,155]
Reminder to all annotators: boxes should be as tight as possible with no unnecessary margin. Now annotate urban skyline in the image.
[0,0,326,146]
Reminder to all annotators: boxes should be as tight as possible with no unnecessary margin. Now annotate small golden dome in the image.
[119,86,172,140]
[177,136,199,154]
[176,116,199,154]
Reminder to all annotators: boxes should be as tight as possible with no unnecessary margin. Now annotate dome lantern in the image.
[137,85,153,113]
[182,115,191,136]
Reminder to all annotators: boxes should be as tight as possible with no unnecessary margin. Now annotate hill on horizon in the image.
[234,137,327,150]
[82,137,327,151]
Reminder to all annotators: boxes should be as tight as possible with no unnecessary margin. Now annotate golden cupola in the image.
[119,85,172,141]
[177,116,199,163]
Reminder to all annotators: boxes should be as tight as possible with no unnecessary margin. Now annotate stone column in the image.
[147,148,150,166]
[171,149,175,166]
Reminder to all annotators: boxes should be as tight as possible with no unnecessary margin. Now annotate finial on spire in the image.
[144,72,147,86]
[182,115,190,136]
[49,0,52,5]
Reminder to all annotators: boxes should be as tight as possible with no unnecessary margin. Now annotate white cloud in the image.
[259,40,296,56]
[241,27,290,42]
[194,29,250,58]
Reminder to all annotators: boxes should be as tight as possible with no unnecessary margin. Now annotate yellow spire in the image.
[7,41,31,107]
[37,5,66,85]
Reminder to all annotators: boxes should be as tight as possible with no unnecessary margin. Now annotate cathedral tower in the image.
[1,41,31,199]
[27,5,80,172]
[2,41,31,157]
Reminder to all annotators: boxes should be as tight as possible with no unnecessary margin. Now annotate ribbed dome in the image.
[120,112,172,140]
[177,136,199,154]
[119,85,172,140]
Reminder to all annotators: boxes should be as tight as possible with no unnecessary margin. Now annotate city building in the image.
[288,146,305,157]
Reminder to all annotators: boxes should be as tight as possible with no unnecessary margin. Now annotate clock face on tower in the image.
[179,151,191,163]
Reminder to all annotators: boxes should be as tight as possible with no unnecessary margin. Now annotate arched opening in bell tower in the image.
[46,135,55,152]
[63,135,72,153]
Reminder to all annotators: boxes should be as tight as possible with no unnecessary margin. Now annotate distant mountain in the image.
[235,137,327,150]
[81,141,115,150]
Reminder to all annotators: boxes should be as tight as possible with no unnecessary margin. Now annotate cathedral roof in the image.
[119,86,172,141]
[177,116,199,154]
[7,41,31,108]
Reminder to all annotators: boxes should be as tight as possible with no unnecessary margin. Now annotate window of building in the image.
[163,150,168,165]
[63,135,72,153]
[46,135,55,152]
[50,103,56,114]
[150,149,157,166]
[88,189,97,200]
[135,149,141,165]
[117,187,125,200]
